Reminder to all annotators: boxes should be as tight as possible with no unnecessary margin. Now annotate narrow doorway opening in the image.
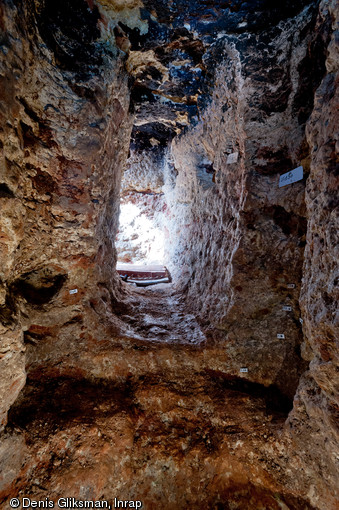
[116,191,171,286]
[115,131,173,287]
[116,192,165,266]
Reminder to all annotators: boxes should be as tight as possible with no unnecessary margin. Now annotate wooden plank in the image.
[116,263,170,285]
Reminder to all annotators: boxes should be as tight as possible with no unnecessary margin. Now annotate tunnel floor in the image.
[0,270,315,509]
[115,284,207,346]
[1,282,315,509]
[4,371,315,510]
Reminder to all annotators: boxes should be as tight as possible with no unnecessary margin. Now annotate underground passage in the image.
[0,0,338,509]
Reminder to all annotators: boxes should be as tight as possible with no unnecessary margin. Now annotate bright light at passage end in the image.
[116,201,165,265]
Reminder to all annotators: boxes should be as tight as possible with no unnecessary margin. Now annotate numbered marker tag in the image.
[279,166,303,187]
[277,334,285,339]
[283,306,292,311]
[287,284,295,289]
[227,152,239,164]
[299,318,303,324]
[69,289,78,295]
[240,368,248,373]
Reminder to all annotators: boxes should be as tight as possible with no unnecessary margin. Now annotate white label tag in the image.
[277,334,285,339]
[287,284,295,289]
[279,166,303,187]
[240,368,248,373]
[227,152,239,164]
[69,289,78,295]
[282,306,292,311]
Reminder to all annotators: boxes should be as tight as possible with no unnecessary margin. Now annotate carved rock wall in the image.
[166,3,328,399]
[286,0,339,505]
[0,0,132,428]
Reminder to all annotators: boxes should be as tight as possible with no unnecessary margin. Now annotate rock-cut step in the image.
[118,284,207,345]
